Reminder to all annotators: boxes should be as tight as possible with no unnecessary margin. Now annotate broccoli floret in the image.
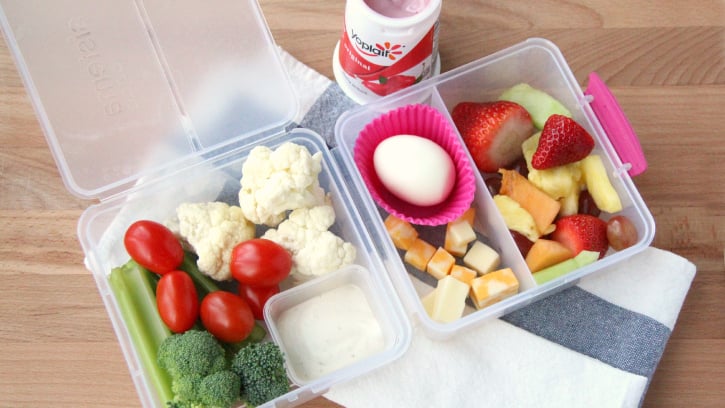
[230,342,289,407]
[158,330,241,407]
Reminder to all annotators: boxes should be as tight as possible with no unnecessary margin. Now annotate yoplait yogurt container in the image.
[1,0,654,406]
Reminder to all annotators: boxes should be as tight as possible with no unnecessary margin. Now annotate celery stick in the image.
[179,251,220,296]
[109,260,174,405]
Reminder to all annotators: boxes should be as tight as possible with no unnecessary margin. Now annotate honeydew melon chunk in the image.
[533,250,600,285]
[499,83,572,129]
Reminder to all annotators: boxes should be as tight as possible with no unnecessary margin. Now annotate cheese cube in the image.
[384,214,419,250]
[430,275,470,323]
[426,247,456,279]
[421,289,437,317]
[404,238,436,271]
[444,219,477,257]
[458,207,476,226]
[463,241,501,275]
[469,268,519,309]
[450,265,477,285]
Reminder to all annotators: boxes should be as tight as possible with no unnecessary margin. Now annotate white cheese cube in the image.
[463,240,501,275]
[430,275,470,323]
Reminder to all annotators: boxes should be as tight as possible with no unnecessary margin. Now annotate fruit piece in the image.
[384,214,419,250]
[607,215,638,250]
[580,154,623,213]
[426,247,456,280]
[510,230,535,257]
[558,188,582,217]
[532,115,595,169]
[450,265,477,285]
[404,238,437,271]
[430,275,470,323]
[451,101,535,173]
[499,169,561,235]
[484,173,502,195]
[493,194,540,242]
[463,240,501,275]
[522,132,583,205]
[551,214,609,259]
[444,218,477,257]
[498,83,572,129]
[525,239,574,273]
[578,190,601,217]
[533,250,600,285]
[469,267,519,309]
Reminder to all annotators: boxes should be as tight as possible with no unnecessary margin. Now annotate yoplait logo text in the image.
[351,29,404,60]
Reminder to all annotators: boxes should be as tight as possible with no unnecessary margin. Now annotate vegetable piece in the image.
[230,238,292,287]
[200,291,255,343]
[174,202,256,281]
[239,142,328,227]
[230,342,290,407]
[157,330,240,407]
[239,284,280,321]
[124,220,184,274]
[108,260,174,406]
[156,271,199,333]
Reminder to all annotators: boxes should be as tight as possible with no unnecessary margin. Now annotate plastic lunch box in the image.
[0,1,655,407]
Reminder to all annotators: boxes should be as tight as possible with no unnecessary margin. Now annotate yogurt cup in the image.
[333,0,442,104]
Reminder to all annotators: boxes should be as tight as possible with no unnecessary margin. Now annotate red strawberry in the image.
[532,114,595,169]
[550,214,609,259]
[451,101,534,173]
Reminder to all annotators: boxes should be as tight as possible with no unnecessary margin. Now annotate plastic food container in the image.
[0,0,655,406]
[334,37,655,340]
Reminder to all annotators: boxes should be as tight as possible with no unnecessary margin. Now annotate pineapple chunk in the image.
[493,194,540,242]
[450,265,477,285]
[430,275,470,323]
[404,238,436,271]
[384,214,419,250]
[426,247,456,280]
[469,268,520,309]
[444,219,477,256]
[463,240,501,275]
[581,155,623,213]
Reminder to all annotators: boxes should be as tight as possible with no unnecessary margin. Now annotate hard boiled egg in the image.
[373,134,456,207]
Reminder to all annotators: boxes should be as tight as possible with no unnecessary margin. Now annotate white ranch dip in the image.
[277,283,385,382]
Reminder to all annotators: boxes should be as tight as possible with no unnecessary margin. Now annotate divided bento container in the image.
[1,0,656,406]
[334,37,655,340]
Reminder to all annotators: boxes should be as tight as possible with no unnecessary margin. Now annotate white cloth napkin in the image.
[277,49,697,408]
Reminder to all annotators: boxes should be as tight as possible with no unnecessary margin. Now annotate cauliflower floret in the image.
[262,205,356,279]
[175,202,255,281]
[239,142,328,227]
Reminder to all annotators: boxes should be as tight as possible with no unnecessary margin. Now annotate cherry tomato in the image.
[156,271,199,333]
[239,284,280,321]
[124,220,184,274]
[200,291,254,343]
[230,239,292,287]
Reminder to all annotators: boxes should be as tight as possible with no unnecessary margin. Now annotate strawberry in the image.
[550,214,609,259]
[451,101,534,173]
[532,114,595,169]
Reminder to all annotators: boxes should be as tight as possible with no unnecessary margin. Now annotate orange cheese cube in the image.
[469,268,519,309]
[384,214,419,250]
[426,247,456,280]
[404,238,436,271]
[450,265,477,285]
[458,207,476,226]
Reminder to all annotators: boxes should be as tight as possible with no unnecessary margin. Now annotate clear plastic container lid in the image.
[0,0,297,199]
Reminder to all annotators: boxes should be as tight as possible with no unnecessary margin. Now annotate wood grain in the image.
[1,1,723,407]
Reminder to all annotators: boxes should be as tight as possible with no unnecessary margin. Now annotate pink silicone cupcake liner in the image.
[354,104,476,226]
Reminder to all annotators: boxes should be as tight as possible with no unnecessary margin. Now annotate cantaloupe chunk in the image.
[426,247,456,279]
[525,238,574,273]
[384,214,419,250]
[499,168,561,235]
[404,238,436,271]
[469,267,520,309]
[450,265,477,285]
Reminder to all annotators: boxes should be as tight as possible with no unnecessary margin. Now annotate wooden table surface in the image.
[1,1,723,407]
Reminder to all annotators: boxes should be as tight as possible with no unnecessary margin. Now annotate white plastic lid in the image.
[0,0,297,199]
